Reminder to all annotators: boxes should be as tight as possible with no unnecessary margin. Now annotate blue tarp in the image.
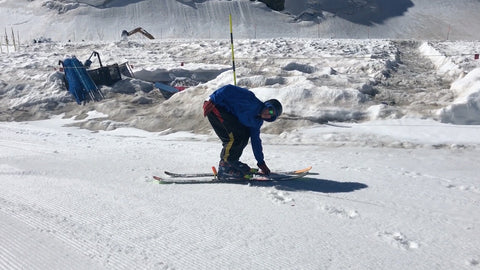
[155,82,179,99]
[62,57,102,104]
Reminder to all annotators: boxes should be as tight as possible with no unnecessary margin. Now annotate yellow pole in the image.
[229,14,237,86]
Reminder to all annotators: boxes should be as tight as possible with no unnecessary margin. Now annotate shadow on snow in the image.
[250,177,368,194]
[296,0,414,26]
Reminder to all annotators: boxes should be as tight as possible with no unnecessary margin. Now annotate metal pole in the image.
[229,14,237,86]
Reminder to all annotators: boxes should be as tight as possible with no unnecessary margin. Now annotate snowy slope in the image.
[1,115,479,269]
[1,0,480,41]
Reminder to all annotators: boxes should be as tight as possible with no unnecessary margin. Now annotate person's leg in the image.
[207,107,250,179]
[207,107,249,162]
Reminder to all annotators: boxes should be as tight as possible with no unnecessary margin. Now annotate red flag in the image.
[475,54,479,60]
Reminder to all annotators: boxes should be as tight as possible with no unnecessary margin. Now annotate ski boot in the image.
[232,161,258,175]
[218,160,250,181]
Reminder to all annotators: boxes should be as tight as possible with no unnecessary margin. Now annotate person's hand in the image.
[257,161,271,175]
[203,100,215,117]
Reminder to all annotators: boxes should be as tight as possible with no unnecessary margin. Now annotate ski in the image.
[164,166,312,178]
[153,166,312,184]
[163,172,217,178]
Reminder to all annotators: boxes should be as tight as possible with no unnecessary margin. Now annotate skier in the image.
[203,84,283,180]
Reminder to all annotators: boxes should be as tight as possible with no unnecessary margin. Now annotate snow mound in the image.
[439,68,480,125]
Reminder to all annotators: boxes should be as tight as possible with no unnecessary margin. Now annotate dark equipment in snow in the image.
[84,51,122,87]
[121,27,155,40]
[155,82,179,99]
[59,51,134,104]
[58,57,104,104]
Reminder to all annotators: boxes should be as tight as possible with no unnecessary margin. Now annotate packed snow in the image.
[1,0,480,269]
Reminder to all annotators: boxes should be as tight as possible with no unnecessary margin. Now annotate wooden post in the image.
[5,28,9,53]
[11,28,16,51]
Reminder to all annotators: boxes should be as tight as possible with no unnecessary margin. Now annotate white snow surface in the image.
[1,114,480,269]
[1,0,480,41]
[1,0,480,269]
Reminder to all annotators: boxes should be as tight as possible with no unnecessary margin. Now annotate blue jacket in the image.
[209,84,266,164]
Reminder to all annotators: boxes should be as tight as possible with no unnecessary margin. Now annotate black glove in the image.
[257,161,271,175]
[203,100,215,117]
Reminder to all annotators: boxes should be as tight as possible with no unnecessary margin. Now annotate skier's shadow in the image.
[250,176,368,193]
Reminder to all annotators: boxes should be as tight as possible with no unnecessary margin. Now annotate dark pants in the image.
[207,106,250,163]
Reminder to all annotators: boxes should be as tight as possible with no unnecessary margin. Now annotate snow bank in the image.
[0,38,400,131]
[438,68,480,125]
[419,42,480,124]
[419,42,463,79]
[3,38,480,130]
